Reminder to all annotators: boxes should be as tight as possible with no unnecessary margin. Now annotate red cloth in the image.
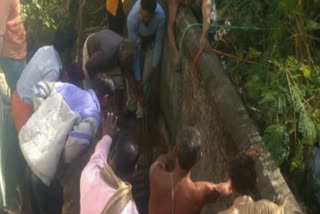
[12,90,33,132]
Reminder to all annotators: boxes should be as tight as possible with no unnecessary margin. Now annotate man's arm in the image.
[200,180,233,203]
[200,0,212,50]
[127,6,142,80]
[84,113,118,168]
[123,69,145,104]
[0,0,11,55]
[168,0,180,58]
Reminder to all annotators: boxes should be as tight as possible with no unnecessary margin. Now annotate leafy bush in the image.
[22,0,72,53]
[219,0,320,210]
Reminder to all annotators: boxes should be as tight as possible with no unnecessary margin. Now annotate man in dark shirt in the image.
[82,29,144,118]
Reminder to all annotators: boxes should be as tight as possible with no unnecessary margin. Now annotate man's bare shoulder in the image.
[149,161,171,182]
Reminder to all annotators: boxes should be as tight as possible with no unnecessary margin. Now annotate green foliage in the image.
[220,2,320,209]
[22,0,74,52]
[263,124,290,166]
[220,0,320,185]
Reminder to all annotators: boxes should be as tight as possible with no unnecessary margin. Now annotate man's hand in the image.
[206,179,233,203]
[273,194,288,208]
[215,180,233,198]
[246,144,262,159]
[102,112,118,137]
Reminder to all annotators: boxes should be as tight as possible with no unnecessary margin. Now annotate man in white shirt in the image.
[12,23,77,132]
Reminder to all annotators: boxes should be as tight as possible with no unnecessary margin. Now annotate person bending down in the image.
[19,76,112,214]
[80,113,140,214]
[127,0,166,93]
[149,126,232,214]
[168,0,217,67]
[217,153,286,214]
[82,29,144,118]
[12,23,77,132]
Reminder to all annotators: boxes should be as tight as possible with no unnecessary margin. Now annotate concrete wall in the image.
[160,6,303,214]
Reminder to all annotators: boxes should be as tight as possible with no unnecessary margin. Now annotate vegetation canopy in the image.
[218,0,320,211]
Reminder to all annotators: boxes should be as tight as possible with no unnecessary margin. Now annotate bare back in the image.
[149,166,217,214]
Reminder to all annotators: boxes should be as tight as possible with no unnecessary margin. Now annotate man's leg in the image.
[0,58,26,92]
[142,47,154,97]
[30,172,63,214]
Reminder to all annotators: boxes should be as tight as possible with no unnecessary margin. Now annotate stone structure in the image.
[160,6,303,214]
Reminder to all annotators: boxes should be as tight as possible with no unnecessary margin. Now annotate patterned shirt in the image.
[218,196,284,214]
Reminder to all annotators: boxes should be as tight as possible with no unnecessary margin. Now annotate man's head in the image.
[53,22,77,55]
[140,0,157,24]
[175,126,201,171]
[118,39,136,71]
[229,154,257,195]
[91,73,116,109]
[108,132,140,181]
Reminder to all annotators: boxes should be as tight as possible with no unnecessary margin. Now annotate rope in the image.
[178,23,270,65]
[187,48,257,124]
[174,23,268,144]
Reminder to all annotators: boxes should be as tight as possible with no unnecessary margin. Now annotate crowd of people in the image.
[0,0,316,214]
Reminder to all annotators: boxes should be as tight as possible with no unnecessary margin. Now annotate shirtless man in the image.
[149,126,232,214]
[218,153,286,214]
[168,0,216,66]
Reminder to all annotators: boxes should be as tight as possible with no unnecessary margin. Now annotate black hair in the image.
[176,126,201,171]
[140,0,157,14]
[92,73,115,96]
[229,154,257,195]
[110,132,140,176]
[53,22,77,53]
[118,39,136,58]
